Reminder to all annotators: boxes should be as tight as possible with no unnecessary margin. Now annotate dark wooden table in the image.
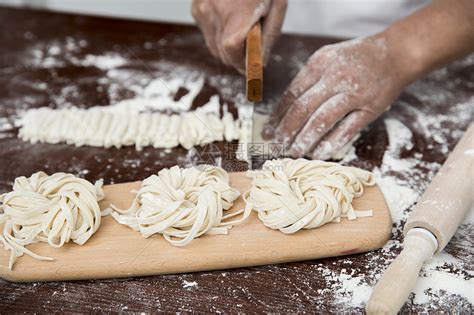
[0,7,472,313]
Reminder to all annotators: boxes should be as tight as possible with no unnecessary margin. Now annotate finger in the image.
[219,1,272,73]
[197,15,220,58]
[311,110,375,160]
[261,0,288,65]
[261,89,297,140]
[261,56,325,140]
[273,79,334,146]
[220,20,253,72]
[287,93,352,158]
[221,30,246,72]
[214,20,230,66]
[192,1,218,57]
[203,1,231,67]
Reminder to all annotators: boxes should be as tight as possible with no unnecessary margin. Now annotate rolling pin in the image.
[367,123,474,314]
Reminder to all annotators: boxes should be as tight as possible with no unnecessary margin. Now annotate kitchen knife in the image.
[238,22,263,164]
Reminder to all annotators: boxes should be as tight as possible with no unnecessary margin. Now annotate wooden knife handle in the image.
[246,22,263,103]
[404,123,474,252]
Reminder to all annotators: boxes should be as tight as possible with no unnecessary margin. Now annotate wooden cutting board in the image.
[0,172,392,282]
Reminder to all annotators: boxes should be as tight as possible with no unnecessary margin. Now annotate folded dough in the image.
[110,165,251,246]
[0,172,104,270]
[244,158,375,234]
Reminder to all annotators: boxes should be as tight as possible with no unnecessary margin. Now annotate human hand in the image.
[191,0,287,73]
[262,34,410,160]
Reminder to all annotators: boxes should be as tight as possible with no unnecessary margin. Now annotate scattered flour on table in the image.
[412,205,473,305]
[21,37,222,115]
[372,168,418,224]
[182,280,198,289]
[105,72,206,113]
[0,117,14,139]
[398,95,474,155]
[320,268,373,307]
[7,36,473,312]
[413,251,474,305]
[380,118,441,190]
[326,115,472,309]
[368,118,422,226]
[14,40,240,153]
[79,54,127,70]
[384,118,414,153]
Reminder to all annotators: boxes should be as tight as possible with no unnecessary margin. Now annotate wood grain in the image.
[246,23,263,102]
[0,172,391,282]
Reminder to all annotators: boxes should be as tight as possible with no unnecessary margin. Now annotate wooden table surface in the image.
[0,7,472,313]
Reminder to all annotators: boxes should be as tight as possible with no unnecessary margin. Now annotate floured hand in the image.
[191,0,287,73]
[262,35,409,160]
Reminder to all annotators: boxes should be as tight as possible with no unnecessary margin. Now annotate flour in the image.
[331,135,359,162]
[326,112,472,310]
[398,96,474,155]
[372,168,418,225]
[80,54,128,70]
[334,272,372,307]
[351,118,422,226]
[103,75,205,113]
[15,41,239,152]
[24,38,211,114]
[0,118,13,133]
[411,210,474,305]
[8,33,473,312]
[385,118,414,152]
[339,145,357,163]
[182,280,198,289]
[413,252,474,305]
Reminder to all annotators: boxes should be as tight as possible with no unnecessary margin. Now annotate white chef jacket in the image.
[284,0,431,37]
[8,0,431,38]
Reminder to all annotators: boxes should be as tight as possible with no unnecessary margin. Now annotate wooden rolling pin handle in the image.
[367,228,438,314]
[368,124,473,314]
